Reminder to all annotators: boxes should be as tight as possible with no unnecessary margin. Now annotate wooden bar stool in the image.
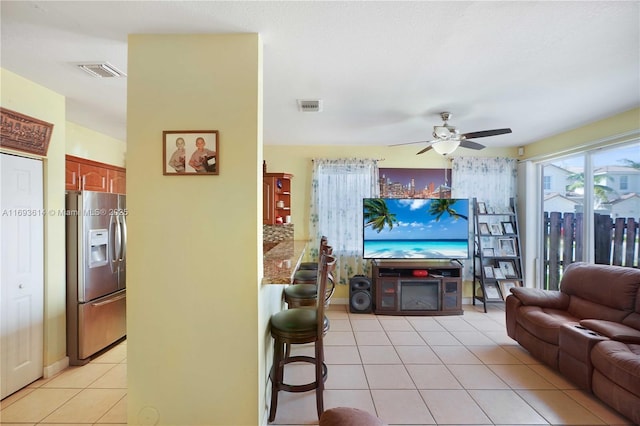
[268,253,336,423]
[285,245,333,307]
[296,236,327,270]
[292,237,329,283]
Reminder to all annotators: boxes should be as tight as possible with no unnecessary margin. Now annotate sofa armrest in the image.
[510,287,570,309]
[580,319,640,344]
[505,294,521,339]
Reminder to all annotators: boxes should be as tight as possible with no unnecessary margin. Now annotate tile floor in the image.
[0,304,634,425]
[0,340,127,425]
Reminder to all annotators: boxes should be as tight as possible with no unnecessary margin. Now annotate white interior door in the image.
[0,153,44,399]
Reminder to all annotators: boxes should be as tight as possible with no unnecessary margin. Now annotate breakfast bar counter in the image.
[263,240,308,284]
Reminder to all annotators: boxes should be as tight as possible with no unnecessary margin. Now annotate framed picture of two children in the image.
[163,130,219,175]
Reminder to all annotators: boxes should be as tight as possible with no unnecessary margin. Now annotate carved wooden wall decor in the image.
[0,107,54,156]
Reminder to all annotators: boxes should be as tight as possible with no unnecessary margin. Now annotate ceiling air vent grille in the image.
[297,99,323,112]
[77,62,127,78]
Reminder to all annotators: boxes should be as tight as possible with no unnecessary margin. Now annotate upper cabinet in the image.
[65,155,126,194]
[108,169,126,194]
[65,159,81,191]
[263,172,292,225]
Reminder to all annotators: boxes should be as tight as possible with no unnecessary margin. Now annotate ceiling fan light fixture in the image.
[433,126,451,139]
[432,140,460,156]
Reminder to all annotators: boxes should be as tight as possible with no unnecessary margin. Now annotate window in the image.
[620,175,628,191]
[543,175,551,191]
[309,158,379,284]
[538,141,639,289]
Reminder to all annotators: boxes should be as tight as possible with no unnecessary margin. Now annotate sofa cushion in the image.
[567,296,630,323]
[623,312,640,331]
[580,319,640,344]
[561,262,640,312]
[591,340,640,397]
[516,305,579,345]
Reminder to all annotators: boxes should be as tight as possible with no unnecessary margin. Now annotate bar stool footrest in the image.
[270,355,328,393]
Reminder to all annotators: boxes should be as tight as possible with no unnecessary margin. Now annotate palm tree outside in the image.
[566,171,617,208]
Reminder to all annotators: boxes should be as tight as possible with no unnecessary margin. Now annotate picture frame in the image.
[483,282,502,300]
[498,260,518,278]
[502,221,515,234]
[493,267,506,279]
[484,266,494,278]
[479,222,491,235]
[498,280,521,300]
[163,130,219,175]
[498,238,517,257]
[0,107,54,156]
[482,247,495,257]
[490,223,503,236]
[378,168,452,199]
[477,202,487,214]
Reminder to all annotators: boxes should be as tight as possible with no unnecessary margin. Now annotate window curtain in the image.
[451,157,518,279]
[309,158,380,284]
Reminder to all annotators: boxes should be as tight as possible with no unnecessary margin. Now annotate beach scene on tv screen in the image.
[363,198,469,259]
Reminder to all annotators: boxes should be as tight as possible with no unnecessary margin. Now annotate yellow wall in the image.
[0,68,67,367]
[66,121,127,167]
[522,107,640,160]
[127,34,262,425]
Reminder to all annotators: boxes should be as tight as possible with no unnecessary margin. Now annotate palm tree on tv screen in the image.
[428,199,468,221]
[363,198,398,233]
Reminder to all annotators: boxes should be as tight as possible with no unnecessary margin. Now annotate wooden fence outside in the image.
[543,212,639,290]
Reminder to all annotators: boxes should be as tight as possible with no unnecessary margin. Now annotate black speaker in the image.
[349,275,373,313]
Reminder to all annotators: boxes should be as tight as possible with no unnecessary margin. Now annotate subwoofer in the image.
[349,275,373,313]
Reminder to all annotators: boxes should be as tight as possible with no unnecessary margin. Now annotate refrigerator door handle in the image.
[91,292,126,307]
[119,213,127,262]
[109,213,119,272]
[115,214,122,264]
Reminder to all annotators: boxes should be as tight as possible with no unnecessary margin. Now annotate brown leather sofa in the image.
[505,262,640,424]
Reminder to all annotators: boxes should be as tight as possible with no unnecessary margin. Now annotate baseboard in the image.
[330,297,348,305]
[43,356,69,379]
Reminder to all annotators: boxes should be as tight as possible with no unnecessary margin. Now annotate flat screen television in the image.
[363,198,470,260]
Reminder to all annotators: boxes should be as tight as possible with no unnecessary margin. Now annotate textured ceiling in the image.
[1,1,638,150]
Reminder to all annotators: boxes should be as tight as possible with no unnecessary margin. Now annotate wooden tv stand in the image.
[372,260,463,316]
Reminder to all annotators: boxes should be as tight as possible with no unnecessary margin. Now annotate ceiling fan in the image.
[391,112,512,155]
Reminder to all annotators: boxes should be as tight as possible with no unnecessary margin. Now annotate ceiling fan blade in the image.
[462,128,512,139]
[416,145,434,155]
[389,140,430,147]
[459,140,486,150]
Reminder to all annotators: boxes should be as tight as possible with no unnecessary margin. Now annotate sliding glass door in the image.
[539,141,639,289]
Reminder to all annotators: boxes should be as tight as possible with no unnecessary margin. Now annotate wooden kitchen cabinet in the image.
[263,172,292,225]
[65,155,126,194]
[79,162,109,192]
[65,159,81,191]
[108,169,126,194]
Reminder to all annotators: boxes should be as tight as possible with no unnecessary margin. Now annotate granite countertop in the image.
[263,240,308,284]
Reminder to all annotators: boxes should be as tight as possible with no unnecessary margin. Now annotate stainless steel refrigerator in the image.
[66,190,127,365]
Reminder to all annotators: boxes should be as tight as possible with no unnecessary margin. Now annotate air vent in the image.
[76,62,126,78]
[297,99,323,112]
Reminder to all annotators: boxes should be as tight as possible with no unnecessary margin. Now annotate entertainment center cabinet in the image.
[372,260,463,316]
